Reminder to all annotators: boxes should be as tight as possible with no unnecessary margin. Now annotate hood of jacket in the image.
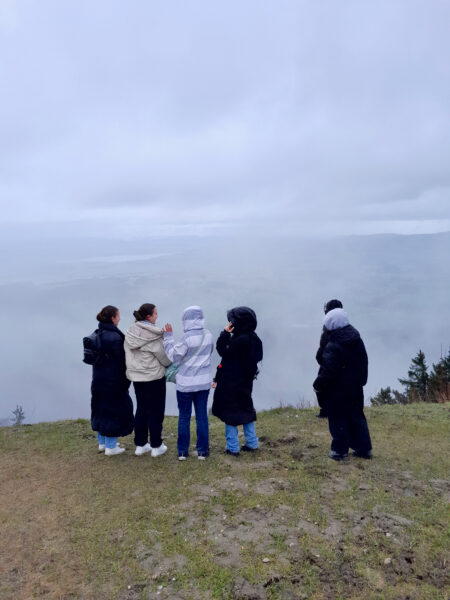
[125,321,165,350]
[323,308,350,331]
[182,305,205,333]
[227,306,257,333]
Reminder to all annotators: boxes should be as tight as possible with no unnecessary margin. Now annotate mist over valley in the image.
[1,231,448,424]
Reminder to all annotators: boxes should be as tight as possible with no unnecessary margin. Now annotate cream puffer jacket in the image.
[124,322,171,382]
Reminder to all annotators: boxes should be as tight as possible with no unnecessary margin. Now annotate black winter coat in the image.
[212,306,263,426]
[315,327,331,365]
[313,325,368,408]
[91,322,134,437]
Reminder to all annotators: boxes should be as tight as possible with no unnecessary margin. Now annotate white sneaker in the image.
[99,443,123,452]
[151,443,167,457]
[193,450,207,460]
[135,443,151,456]
[105,446,125,456]
[178,455,187,461]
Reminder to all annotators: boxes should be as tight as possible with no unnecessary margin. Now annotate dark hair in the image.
[133,303,156,322]
[96,305,119,323]
[324,299,343,314]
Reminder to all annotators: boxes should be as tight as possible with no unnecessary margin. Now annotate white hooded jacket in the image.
[163,306,214,392]
[124,322,171,382]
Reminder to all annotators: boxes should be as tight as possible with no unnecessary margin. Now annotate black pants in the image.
[133,377,166,447]
[328,403,372,455]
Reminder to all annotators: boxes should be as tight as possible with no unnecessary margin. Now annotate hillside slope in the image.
[1,405,449,600]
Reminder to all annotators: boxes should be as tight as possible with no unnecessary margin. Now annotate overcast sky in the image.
[1,0,450,238]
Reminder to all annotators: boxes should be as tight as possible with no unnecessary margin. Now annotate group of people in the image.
[90,304,262,458]
[88,299,372,462]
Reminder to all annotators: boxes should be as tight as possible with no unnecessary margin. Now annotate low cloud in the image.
[0,0,449,234]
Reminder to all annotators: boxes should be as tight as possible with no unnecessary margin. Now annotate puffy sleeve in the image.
[164,332,188,365]
[313,342,343,391]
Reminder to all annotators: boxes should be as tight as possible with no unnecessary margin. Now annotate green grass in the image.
[0,404,449,599]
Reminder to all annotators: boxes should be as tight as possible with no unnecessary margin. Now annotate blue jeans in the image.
[225,422,258,453]
[97,432,118,449]
[176,390,210,457]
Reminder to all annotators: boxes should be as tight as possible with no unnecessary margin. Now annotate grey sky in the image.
[1,0,450,236]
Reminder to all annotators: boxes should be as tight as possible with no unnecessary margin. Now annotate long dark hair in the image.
[133,303,156,322]
[96,305,119,324]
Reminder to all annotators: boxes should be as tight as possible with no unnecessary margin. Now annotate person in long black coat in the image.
[315,299,344,418]
[313,308,372,461]
[90,305,134,456]
[212,307,263,456]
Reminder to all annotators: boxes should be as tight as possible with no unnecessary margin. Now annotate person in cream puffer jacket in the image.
[125,321,170,381]
[125,303,171,457]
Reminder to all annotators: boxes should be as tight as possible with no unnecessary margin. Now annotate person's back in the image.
[125,303,170,457]
[313,308,372,461]
[93,321,128,386]
[89,305,134,456]
[164,306,214,460]
[124,320,169,382]
[322,324,368,404]
[212,306,263,456]
[167,306,214,392]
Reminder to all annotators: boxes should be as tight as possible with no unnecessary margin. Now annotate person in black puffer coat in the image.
[315,299,343,418]
[212,307,263,456]
[313,308,372,461]
[91,305,134,456]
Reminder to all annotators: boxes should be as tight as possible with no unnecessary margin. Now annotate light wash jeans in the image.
[225,422,258,453]
[97,432,118,449]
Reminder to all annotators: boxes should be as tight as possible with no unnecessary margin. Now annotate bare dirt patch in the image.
[259,433,297,446]
[233,576,268,600]
[136,542,187,579]
[188,504,297,568]
[320,475,348,495]
[252,477,293,495]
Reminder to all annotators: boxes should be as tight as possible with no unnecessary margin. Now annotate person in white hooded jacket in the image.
[125,303,171,457]
[164,306,214,460]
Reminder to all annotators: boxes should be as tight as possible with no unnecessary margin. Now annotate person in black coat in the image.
[315,299,343,418]
[313,308,372,461]
[212,307,263,456]
[90,305,134,456]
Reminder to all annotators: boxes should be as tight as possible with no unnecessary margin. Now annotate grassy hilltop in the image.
[1,405,449,600]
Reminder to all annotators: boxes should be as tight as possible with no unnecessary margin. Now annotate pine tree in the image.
[370,386,409,406]
[11,405,25,425]
[428,349,450,403]
[370,387,395,406]
[398,350,429,402]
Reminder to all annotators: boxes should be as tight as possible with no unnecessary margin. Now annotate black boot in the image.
[351,450,372,459]
[329,450,348,461]
[241,445,258,452]
[226,449,240,457]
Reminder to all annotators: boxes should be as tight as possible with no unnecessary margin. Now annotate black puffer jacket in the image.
[91,322,134,437]
[212,307,263,426]
[313,324,368,407]
[315,327,331,365]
